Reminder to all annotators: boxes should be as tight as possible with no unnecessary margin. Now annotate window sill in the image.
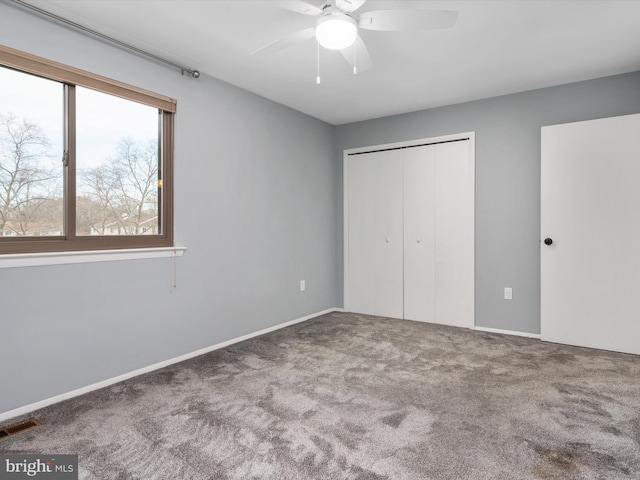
[0,246,186,269]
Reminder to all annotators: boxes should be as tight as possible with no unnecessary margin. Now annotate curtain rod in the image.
[9,0,200,78]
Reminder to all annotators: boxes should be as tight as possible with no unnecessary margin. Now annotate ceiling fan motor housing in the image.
[316,11,358,50]
[335,0,368,13]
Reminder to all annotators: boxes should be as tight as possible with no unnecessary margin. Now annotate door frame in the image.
[343,131,476,319]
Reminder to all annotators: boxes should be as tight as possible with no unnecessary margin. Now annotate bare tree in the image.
[0,115,157,237]
[78,137,158,235]
[0,113,61,235]
[78,164,120,235]
[112,138,159,233]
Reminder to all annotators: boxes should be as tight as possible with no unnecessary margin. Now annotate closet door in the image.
[346,150,403,318]
[346,136,474,326]
[403,140,474,328]
[404,145,436,322]
[434,141,474,328]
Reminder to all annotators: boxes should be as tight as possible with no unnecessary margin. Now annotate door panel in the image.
[347,150,403,318]
[541,113,640,355]
[346,154,376,314]
[435,141,475,328]
[374,152,404,318]
[404,145,436,322]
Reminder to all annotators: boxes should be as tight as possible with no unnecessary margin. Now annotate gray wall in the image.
[3,2,640,417]
[335,71,640,335]
[0,5,336,414]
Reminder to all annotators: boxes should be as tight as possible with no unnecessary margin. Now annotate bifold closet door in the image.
[347,150,404,318]
[403,141,474,327]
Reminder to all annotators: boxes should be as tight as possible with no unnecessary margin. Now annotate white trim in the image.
[0,308,340,423]
[0,246,187,269]
[343,149,350,309]
[474,326,541,339]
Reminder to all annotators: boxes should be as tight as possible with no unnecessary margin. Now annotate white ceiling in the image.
[17,0,640,125]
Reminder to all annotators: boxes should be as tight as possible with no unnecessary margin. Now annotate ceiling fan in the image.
[252,0,458,77]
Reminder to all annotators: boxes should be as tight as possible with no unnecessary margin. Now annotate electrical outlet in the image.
[504,287,512,300]
[300,280,306,292]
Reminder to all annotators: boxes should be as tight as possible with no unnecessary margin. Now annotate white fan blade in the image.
[358,9,458,31]
[274,1,322,16]
[251,27,316,56]
[336,0,367,13]
[340,35,373,74]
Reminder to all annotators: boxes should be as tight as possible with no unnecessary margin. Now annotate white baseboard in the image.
[0,308,340,423]
[474,326,541,339]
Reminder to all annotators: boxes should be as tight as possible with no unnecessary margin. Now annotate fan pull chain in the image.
[316,41,321,84]
[172,247,177,289]
[353,42,357,75]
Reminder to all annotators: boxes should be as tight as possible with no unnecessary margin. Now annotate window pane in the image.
[0,67,64,237]
[75,87,161,236]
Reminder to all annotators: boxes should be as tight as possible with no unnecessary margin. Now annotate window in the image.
[0,45,175,254]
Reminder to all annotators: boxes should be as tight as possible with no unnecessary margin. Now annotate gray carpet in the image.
[2,312,640,479]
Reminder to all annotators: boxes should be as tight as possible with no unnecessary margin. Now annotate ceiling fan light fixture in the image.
[315,13,357,50]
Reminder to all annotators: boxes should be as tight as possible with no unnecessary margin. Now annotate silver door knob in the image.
[386,238,390,243]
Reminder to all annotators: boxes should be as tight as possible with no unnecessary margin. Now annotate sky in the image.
[0,65,158,170]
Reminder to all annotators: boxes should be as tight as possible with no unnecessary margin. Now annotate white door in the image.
[404,145,437,322]
[346,149,404,318]
[347,136,474,327]
[541,113,640,355]
[434,141,475,328]
[404,141,474,328]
